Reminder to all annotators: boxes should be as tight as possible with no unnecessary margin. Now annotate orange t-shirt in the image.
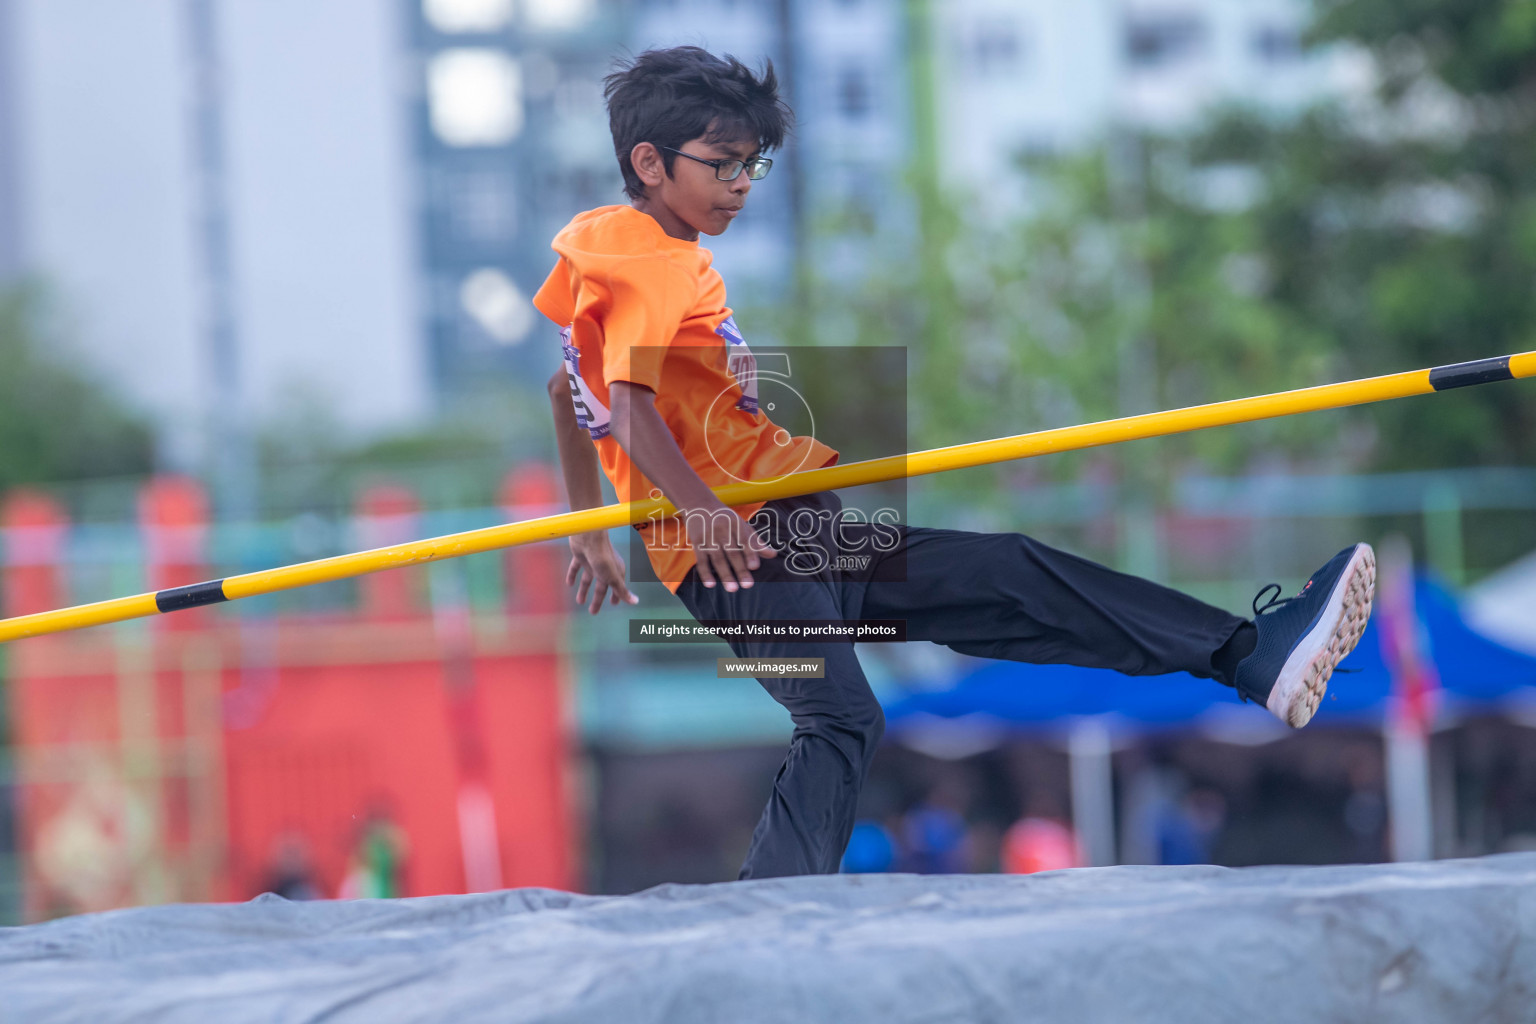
[533,205,840,593]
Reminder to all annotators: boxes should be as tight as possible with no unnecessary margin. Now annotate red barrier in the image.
[355,484,424,620]
[3,465,578,920]
[502,465,565,615]
[2,489,68,617]
[138,476,210,631]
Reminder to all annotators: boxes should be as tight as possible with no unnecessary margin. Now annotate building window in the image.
[1125,13,1206,70]
[460,268,532,346]
[524,0,595,32]
[838,66,870,120]
[446,171,517,243]
[422,0,514,34]
[972,18,1024,75]
[554,76,606,120]
[428,49,523,146]
[1252,25,1301,63]
[1015,135,1058,168]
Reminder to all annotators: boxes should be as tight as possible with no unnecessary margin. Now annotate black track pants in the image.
[674,489,1249,880]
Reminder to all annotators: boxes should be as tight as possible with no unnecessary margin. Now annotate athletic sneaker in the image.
[1234,543,1377,729]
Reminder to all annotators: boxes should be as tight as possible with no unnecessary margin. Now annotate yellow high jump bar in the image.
[2,351,1533,644]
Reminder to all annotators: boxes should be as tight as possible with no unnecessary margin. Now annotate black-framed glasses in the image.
[663,146,773,181]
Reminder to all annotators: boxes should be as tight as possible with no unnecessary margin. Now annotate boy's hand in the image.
[567,533,641,615]
[689,501,778,593]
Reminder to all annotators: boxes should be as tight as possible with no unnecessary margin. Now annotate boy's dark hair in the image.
[604,46,792,201]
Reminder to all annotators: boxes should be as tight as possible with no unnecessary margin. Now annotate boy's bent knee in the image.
[815,698,884,765]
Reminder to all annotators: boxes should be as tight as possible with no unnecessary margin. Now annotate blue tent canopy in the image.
[882,575,1536,733]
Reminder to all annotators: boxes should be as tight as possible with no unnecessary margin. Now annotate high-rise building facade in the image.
[0,0,428,474]
[932,0,1355,209]
[408,0,626,393]
[0,0,20,284]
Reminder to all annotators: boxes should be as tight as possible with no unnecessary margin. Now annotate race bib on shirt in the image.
[560,326,611,440]
[716,316,759,415]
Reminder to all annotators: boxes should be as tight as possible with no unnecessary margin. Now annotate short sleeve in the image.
[600,257,696,393]
[533,257,575,327]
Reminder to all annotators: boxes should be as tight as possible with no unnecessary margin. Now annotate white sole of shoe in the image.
[1265,543,1377,729]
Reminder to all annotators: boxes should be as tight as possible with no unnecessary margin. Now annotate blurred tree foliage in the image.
[770,0,1536,499]
[252,383,529,515]
[769,140,1350,508]
[0,283,155,491]
[1189,0,1536,469]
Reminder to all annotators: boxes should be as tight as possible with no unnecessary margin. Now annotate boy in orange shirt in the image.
[537,47,1375,880]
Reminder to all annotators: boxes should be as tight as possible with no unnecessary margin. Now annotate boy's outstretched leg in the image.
[848,516,1374,729]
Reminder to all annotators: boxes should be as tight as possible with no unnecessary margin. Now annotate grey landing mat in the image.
[2,854,1534,1024]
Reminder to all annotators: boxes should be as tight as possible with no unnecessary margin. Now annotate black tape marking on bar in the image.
[155,580,229,613]
[1429,356,1514,391]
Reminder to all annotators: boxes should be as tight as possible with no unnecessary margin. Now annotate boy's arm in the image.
[549,370,639,612]
[609,380,775,592]
[548,369,606,512]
